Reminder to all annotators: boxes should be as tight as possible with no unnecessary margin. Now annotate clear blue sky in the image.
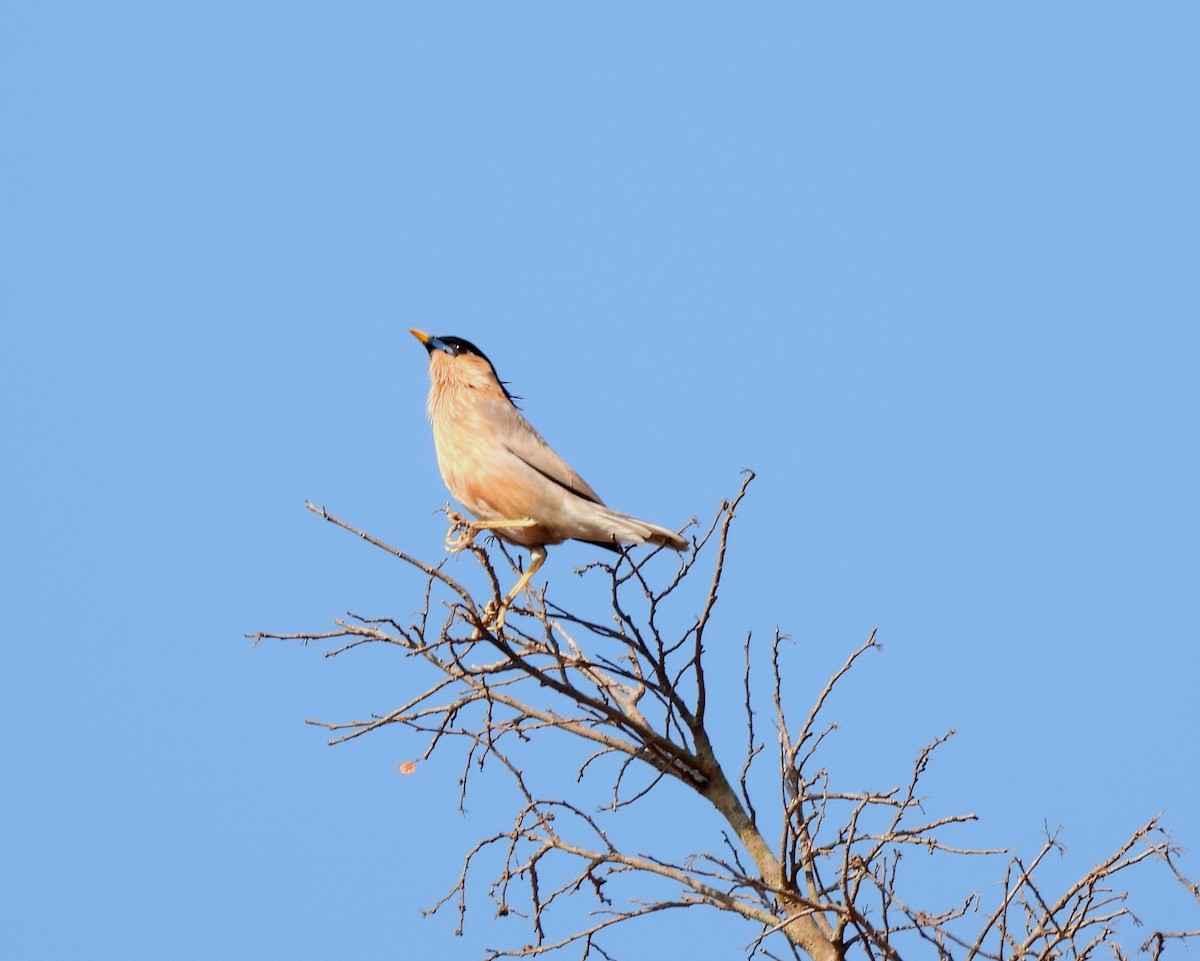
[4,4,1197,958]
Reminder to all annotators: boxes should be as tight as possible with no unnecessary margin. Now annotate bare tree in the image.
[253,472,1199,961]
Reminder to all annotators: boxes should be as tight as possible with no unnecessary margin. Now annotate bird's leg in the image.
[444,512,537,553]
[485,545,547,631]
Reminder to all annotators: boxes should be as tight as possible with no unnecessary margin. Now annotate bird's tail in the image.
[584,507,689,553]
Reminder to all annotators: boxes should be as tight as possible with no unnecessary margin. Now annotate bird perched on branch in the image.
[410,328,688,628]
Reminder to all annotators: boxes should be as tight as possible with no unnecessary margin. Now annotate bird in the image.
[410,328,688,628]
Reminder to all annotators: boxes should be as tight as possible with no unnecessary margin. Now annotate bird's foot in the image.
[444,511,478,552]
[482,597,511,632]
[444,514,538,554]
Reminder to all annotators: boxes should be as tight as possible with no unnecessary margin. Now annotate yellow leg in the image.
[444,512,537,553]
[486,546,548,630]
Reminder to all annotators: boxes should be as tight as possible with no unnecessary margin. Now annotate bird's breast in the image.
[429,395,558,542]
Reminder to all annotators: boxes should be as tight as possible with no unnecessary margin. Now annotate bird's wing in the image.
[482,396,606,506]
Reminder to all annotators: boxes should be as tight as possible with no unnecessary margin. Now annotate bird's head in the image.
[409,329,516,403]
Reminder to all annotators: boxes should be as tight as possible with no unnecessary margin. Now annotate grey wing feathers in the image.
[484,396,606,505]
[480,395,688,553]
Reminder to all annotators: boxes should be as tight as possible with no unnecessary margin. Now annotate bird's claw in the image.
[444,511,478,553]
[482,598,509,632]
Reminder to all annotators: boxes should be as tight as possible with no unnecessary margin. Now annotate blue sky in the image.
[3,3,1198,958]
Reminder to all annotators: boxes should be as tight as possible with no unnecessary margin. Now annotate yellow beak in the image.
[409,328,431,345]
